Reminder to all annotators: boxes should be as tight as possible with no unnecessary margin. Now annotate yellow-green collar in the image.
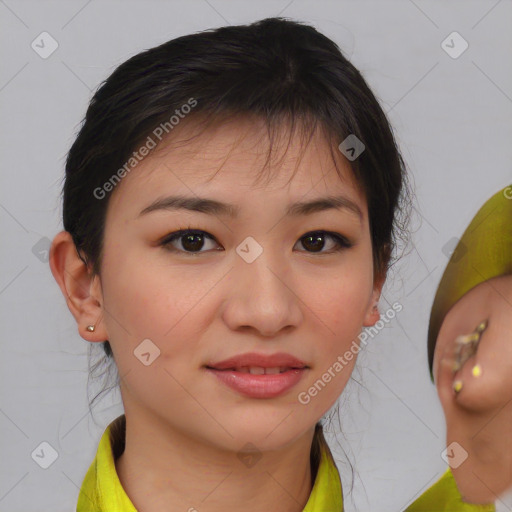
[77,415,343,511]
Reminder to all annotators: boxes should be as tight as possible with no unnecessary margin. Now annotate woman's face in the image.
[94,117,382,451]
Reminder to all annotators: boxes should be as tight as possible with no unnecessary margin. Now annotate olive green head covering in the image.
[427,185,512,380]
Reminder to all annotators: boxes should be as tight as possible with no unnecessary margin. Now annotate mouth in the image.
[204,352,309,399]
[205,352,308,371]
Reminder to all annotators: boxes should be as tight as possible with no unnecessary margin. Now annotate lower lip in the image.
[206,368,306,398]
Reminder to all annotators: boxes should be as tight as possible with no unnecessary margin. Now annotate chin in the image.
[210,413,313,452]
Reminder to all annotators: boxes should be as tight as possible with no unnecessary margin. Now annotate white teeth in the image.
[230,366,294,374]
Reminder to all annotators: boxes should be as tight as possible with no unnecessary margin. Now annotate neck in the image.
[114,411,315,512]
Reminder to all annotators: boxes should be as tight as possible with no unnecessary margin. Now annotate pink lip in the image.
[206,352,307,370]
[205,352,308,399]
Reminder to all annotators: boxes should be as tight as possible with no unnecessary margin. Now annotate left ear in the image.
[363,272,386,327]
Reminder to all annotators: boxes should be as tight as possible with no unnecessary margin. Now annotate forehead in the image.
[107,116,366,216]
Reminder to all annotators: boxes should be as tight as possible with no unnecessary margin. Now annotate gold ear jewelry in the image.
[452,319,488,373]
[471,364,482,378]
[86,325,96,332]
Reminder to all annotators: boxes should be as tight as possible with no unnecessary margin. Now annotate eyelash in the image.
[159,227,353,255]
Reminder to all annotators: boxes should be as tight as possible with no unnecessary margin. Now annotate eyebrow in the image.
[138,194,363,220]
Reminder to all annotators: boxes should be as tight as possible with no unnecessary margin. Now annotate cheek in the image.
[98,247,188,366]
[294,255,374,405]
[306,255,374,336]
[100,245,203,335]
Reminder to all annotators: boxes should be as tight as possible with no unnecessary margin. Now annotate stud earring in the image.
[453,380,463,393]
[86,325,95,332]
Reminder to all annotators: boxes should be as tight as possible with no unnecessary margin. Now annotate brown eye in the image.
[161,230,221,254]
[295,231,352,254]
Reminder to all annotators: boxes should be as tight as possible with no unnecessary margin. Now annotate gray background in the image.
[1,1,511,510]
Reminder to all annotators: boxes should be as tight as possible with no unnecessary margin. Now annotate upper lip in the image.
[206,352,308,370]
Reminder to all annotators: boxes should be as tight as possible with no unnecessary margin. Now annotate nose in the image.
[221,249,303,338]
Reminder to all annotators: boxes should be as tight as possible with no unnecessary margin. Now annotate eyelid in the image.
[158,228,219,250]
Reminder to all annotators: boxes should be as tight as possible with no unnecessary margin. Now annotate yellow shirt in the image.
[77,415,495,512]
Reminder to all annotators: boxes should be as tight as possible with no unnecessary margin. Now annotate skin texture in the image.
[50,117,383,512]
[434,273,512,504]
